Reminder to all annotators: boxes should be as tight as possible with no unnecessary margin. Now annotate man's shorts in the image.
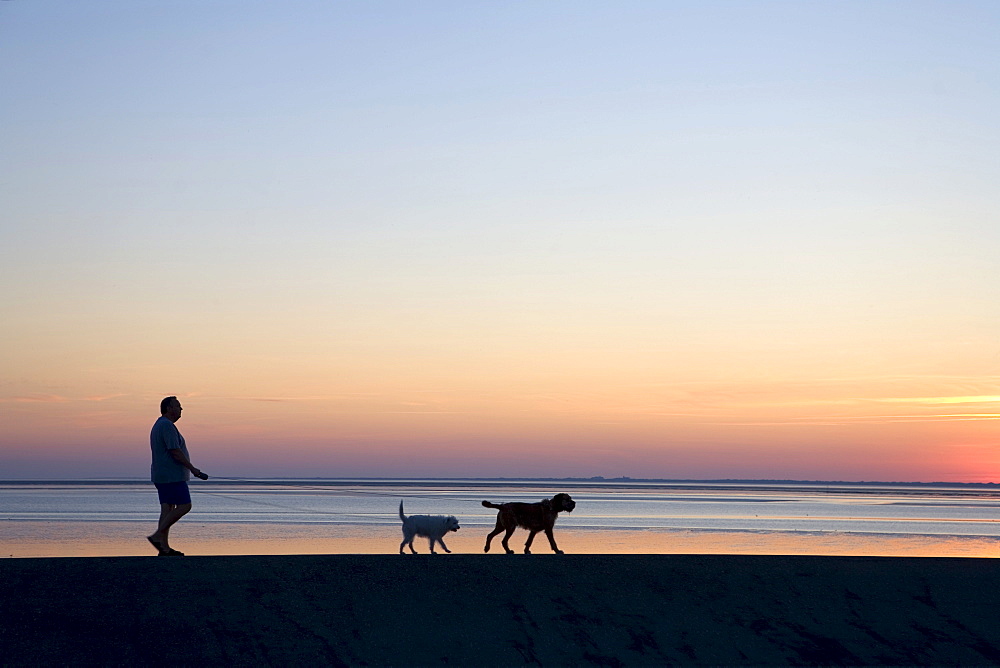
[154,481,191,505]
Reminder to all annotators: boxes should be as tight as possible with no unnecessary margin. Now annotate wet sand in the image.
[6,520,1000,558]
[3,554,1000,666]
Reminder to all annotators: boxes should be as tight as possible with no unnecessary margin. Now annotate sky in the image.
[1,1,999,482]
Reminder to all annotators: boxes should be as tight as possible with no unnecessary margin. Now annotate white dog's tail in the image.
[399,500,406,522]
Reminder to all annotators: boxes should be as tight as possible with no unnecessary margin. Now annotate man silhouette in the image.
[147,396,208,556]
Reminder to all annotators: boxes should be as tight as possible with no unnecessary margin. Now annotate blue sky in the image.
[2,1,999,480]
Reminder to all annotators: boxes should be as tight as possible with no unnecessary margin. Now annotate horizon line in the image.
[1,476,997,487]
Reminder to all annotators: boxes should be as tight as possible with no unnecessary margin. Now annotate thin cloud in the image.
[83,393,128,402]
[240,394,381,403]
[3,394,71,403]
[875,396,1000,405]
[1,393,129,403]
[375,411,464,415]
[720,414,1000,426]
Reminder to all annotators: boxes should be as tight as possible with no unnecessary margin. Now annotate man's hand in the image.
[192,469,209,480]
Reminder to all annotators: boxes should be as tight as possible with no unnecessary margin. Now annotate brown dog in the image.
[482,493,576,554]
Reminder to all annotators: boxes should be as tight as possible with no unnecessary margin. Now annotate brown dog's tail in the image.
[482,500,503,509]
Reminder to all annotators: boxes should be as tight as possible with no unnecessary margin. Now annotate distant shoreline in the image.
[3,476,999,487]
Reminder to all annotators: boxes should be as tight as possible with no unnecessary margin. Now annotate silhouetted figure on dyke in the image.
[147,396,208,556]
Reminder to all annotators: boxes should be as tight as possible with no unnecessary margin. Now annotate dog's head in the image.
[550,493,576,513]
[444,516,460,532]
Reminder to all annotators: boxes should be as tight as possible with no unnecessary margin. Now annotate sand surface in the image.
[3,554,1000,666]
[7,521,1000,558]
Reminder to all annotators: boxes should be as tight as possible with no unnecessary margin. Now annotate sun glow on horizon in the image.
[2,1,999,482]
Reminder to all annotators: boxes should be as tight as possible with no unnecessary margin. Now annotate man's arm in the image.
[169,449,209,480]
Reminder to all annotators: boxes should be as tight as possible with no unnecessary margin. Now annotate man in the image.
[147,396,208,556]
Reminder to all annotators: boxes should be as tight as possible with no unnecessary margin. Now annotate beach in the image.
[3,554,1000,666]
[6,479,1000,559]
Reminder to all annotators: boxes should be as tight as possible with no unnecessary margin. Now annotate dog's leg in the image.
[523,529,539,554]
[428,537,437,554]
[544,527,563,554]
[400,530,412,555]
[500,526,516,554]
[438,537,451,553]
[484,521,505,553]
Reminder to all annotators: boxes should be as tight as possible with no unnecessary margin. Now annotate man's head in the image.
[160,396,183,422]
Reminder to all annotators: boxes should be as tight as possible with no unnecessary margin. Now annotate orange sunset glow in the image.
[2,2,999,482]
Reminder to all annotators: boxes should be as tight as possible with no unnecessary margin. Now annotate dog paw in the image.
[555,550,564,554]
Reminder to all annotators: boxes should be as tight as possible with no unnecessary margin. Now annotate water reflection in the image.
[3,522,999,559]
[3,479,1000,558]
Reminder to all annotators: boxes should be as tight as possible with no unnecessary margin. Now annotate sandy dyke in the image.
[2,554,999,666]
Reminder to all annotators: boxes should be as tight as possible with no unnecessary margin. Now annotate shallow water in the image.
[2,479,1000,558]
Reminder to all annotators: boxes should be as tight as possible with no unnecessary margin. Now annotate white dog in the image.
[398,500,460,554]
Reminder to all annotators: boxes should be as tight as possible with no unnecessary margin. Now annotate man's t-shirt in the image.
[150,415,190,483]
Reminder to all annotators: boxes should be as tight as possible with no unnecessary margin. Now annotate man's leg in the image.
[149,502,191,551]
